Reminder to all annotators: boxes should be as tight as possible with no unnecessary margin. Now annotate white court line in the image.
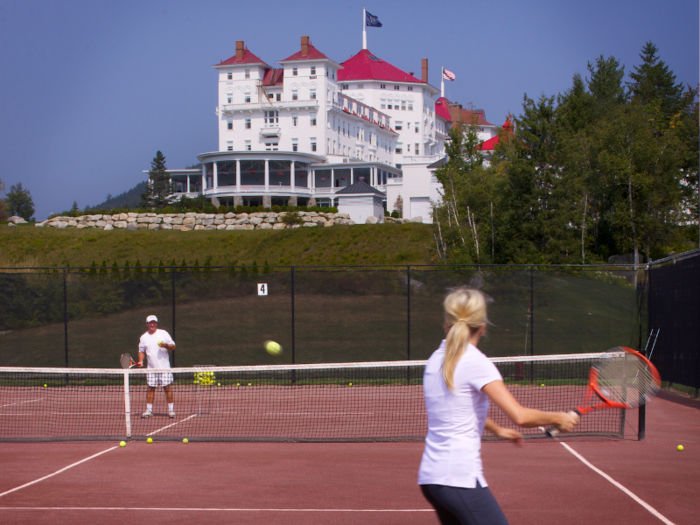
[147,414,197,436]
[0,447,117,499]
[0,507,434,513]
[560,443,676,525]
[1,399,42,408]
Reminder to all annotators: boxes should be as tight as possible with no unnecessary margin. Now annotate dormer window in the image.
[292,67,298,76]
[245,69,250,79]
[380,84,386,89]
[394,85,400,90]
[341,84,349,90]
[310,66,316,75]
[244,92,251,103]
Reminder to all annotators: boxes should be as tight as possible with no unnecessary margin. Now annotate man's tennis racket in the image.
[120,353,141,369]
[546,346,661,437]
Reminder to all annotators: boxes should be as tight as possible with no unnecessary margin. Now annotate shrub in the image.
[203,205,218,213]
[236,205,244,213]
[281,211,304,227]
[272,205,281,213]
[391,210,399,218]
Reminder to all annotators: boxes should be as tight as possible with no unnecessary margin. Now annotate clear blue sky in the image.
[1,0,697,220]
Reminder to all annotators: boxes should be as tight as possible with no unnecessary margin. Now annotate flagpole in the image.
[362,8,367,50]
[441,66,445,98]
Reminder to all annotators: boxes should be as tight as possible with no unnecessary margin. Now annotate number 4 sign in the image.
[258,283,268,296]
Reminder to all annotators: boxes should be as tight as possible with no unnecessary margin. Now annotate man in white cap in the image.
[138,315,177,418]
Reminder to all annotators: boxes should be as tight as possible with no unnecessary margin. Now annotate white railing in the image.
[221,99,319,112]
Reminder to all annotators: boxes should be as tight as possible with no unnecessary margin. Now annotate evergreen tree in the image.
[628,42,685,123]
[6,183,35,220]
[587,55,627,118]
[141,151,173,208]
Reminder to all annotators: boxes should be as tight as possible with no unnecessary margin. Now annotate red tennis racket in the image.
[120,353,141,369]
[546,346,661,437]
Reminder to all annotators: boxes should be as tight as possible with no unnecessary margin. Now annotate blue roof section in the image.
[336,180,386,196]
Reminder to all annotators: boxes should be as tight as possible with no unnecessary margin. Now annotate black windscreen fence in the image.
[647,250,700,391]
[1,264,643,368]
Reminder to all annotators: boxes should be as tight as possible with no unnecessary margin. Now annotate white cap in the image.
[146,315,158,323]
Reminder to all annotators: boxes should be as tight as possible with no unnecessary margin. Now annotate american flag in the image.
[443,69,456,81]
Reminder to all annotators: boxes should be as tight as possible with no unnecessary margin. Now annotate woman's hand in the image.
[553,411,580,433]
[484,418,523,445]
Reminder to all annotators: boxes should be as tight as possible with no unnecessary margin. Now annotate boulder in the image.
[180,225,193,232]
[148,223,159,230]
[104,224,114,230]
[194,225,205,230]
[183,217,196,225]
[126,224,139,231]
[249,217,263,226]
[114,221,128,229]
[160,223,173,230]
[323,220,334,227]
[303,222,317,227]
[272,223,287,230]
[67,220,78,227]
[76,224,89,229]
[257,223,273,230]
[137,223,149,229]
[217,224,227,230]
[95,220,106,227]
[9,215,27,223]
[365,216,379,224]
[410,216,424,223]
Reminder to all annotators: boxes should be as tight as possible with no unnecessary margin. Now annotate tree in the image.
[587,55,627,119]
[628,42,685,124]
[141,151,173,208]
[6,183,35,221]
[71,201,79,213]
[0,178,7,221]
[392,195,403,218]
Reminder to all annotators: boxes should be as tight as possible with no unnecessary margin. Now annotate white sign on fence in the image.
[258,283,268,296]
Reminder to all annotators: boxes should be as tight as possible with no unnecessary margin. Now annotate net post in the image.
[291,265,296,385]
[171,267,176,367]
[529,265,534,383]
[123,370,131,438]
[63,267,69,369]
[407,265,411,385]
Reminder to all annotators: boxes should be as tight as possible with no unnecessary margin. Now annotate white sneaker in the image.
[169,410,176,418]
[141,410,153,418]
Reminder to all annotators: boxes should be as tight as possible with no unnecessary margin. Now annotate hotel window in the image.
[310,112,317,126]
[327,139,330,153]
[265,142,279,151]
[264,110,278,125]
[394,85,400,90]
[415,143,419,154]
[267,93,274,100]
[227,121,233,130]
[401,101,406,110]
[245,140,251,151]
[227,96,232,103]
[292,139,298,152]
[276,93,281,101]
[381,102,386,109]
[387,103,392,110]
[408,101,413,111]
[395,122,403,130]
[406,144,411,154]
[245,69,250,79]
[245,92,251,103]
[310,89,316,100]
[310,66,316,76]
[407,86,413,91]
[245,118,251,129]
[311,138,317,152]
[325,66,328,77]
[292,89,298,100]
[395,143,403,154]
[341,83,349,90]
[292,114,298,126]
[414,123,419,132]
[227,141,233,151]
[292,67,298,76]
[380,84,386,89]
[227,72,232,80]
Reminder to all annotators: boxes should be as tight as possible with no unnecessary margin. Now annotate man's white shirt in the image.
[139,329,175,369]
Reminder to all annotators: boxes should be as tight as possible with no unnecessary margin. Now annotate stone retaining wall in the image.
[34,212,414,231]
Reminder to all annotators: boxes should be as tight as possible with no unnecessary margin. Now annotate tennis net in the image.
[0,352,627,442]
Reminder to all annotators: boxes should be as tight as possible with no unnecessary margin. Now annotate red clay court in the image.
[0,390,698,525]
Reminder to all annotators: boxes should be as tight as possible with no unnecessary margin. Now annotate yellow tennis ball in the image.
[120,441,126,447]
[217,383,221,386]
[183,438,189,444]
[349,383,352,386]
[677,445,684,451]
[265,340,282,355]
[541,384,545,387]
[147,437,153,444]
[44,384,47,387]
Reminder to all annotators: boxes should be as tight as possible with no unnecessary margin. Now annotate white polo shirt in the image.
[418,340,502,488]
[138,329,175,369]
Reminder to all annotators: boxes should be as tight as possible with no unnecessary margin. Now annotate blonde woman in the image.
[418,289,579,525]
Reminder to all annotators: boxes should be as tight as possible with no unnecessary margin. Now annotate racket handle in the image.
[545,410,581,438]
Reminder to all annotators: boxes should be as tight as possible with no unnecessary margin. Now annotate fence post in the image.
[171,268,176,367]
[63,267,69,368]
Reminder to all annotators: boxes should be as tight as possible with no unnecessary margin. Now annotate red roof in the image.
[262,69,284,86]
[280,42,331,62]
[338,49,424,83]
[216,47,270,67]
[478,119,514,151]
[435,97,452,122]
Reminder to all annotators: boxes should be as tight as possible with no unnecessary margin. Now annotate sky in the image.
[0,0,697,221]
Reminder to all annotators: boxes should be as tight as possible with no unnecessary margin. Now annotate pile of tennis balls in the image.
[193,370,216,386]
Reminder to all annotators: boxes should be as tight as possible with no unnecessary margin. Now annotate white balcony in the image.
[221,99,319,113]
[259,126,281,137]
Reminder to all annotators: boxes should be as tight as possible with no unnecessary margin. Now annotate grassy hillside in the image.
[0,222,437,268]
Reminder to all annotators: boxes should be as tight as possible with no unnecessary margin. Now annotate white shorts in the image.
[146,372,174,387]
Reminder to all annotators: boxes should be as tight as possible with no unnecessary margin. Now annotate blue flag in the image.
[366,11,382,27]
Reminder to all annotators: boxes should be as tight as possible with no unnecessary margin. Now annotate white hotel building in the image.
[166,36,499,223]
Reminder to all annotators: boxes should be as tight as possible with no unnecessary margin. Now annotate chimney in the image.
[236,41,244,61]
[301,35,310,57]
[448,103,463,128]
[421,58,428,83]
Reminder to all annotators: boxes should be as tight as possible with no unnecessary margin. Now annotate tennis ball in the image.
[183,438,189,444]
[120,441,126,447]
[44,384,47,387]
[541,383,545,387]
[217,383,221,386]
[147,437,153,444]
[265,340,282,356]
[677,445,684,451]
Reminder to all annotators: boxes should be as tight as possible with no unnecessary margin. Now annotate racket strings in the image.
[594,355,660,408]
